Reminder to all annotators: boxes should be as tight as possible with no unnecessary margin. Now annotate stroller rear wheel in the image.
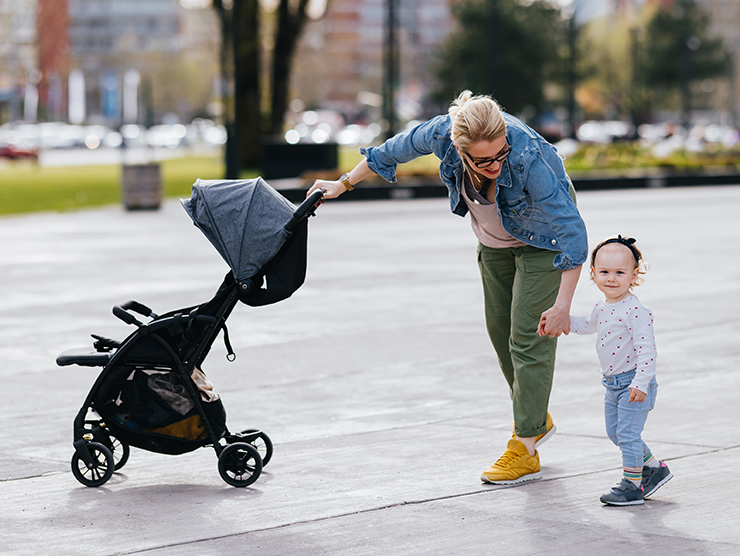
[108,433,130,471]
[218,443,262,487]
[71,442,115,487]
[92,425,130,471]
[239,429,273,466]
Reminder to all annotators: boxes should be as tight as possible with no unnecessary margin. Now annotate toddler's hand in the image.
[628,387,646,403]
[536,315,547,337]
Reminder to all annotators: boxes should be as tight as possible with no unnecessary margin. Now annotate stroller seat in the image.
[57,349,112,367]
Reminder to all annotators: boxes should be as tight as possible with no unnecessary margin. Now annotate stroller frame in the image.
[58,189,324,488]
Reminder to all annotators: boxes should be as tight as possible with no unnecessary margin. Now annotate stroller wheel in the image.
[108,434,130,471]
[218,443,262,487]
[239,429,273,466]
[92,425,130,471]
[71,442,115,487]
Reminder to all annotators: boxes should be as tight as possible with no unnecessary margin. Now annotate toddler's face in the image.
[591,244,639,303]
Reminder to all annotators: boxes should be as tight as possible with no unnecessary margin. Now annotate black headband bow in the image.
[594,235,640,263]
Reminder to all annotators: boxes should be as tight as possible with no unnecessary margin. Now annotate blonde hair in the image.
[590,235,648,288]
[448,90,506,152]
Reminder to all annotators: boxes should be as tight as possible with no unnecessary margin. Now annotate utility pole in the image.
[566,4,578,138]
[383,0,399,139]
[630,26,641,133]
[681,36,700,131]
[488,0,501,98]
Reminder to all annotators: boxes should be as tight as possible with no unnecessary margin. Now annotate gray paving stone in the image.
[0,185,738,555]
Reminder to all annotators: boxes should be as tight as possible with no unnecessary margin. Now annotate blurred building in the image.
[291,0,455,123]
[0,0,37,123]
[703,0,740,126]
[67,0,219,126]
[1,0,219,126]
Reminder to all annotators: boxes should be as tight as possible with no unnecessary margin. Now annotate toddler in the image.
[569,235,672,505]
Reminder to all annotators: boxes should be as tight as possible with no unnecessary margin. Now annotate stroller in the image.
[57,179,324,488]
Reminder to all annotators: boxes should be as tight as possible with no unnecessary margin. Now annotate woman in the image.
[308,91,588,485]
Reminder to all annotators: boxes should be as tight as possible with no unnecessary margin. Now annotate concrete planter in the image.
[121,163,162,211]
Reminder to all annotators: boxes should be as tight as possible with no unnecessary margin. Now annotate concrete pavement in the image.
[0,185,739,555]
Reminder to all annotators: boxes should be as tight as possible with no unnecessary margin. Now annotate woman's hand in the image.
[537,303,571,338]
[307,179,347,200]
[537,265,581,338]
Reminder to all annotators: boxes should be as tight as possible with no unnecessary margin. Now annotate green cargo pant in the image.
[477,243,561,438]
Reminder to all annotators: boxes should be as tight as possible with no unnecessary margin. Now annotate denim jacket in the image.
[360,113,588,270]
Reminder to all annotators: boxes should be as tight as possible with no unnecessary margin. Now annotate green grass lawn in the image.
[0,147,435,216]
[0,156,228,216]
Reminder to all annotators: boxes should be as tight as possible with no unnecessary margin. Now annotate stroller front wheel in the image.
[71,442,115,487]
[218,443,262,487]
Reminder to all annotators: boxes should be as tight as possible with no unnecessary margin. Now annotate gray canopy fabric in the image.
[180,178,296,283]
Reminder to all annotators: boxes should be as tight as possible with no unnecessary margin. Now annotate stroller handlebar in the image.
[113,300,158,327]
[285,189,324,232]
[113,301,217,333]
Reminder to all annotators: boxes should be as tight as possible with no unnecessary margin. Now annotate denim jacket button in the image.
[529,235,534,241]
[551,239,557,245]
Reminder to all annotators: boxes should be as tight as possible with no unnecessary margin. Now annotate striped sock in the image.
[643,452,660,468]
[624,469,642,487]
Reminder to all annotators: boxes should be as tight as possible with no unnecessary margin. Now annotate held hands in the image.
[537,303,571,338]
[628,387,647,403]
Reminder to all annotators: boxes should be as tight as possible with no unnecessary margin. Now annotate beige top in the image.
[461,166,525,249]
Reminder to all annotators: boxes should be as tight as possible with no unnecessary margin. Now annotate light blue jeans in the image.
[602,369,658,468]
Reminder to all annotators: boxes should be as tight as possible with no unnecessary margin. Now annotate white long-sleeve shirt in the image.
[569,294,657,393]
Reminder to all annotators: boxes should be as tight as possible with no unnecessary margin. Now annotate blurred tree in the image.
[576,15,635,121]
[213,0,314,175]
[643,0,726,127]
[270,0,311,135]
[432,0,567,120]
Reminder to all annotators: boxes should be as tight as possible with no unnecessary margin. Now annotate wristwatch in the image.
[339,172,355,191]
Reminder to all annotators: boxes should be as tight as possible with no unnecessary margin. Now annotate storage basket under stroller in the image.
[57,179,324,487]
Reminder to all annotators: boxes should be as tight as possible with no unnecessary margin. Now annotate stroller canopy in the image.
[181,178,296,284]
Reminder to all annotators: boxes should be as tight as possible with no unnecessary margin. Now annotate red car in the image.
[0,144,39,161]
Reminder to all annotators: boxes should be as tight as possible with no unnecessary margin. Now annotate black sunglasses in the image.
[465,142,512,169]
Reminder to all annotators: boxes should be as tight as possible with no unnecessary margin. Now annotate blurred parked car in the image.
[576,120,635,143]
[0,144,39,161]
[0,119,229,153]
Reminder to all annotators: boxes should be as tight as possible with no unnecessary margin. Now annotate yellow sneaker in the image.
[481,439,541,485]
[511,412,556,447]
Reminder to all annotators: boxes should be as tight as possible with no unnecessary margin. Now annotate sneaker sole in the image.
[481,471,542,485]
[643,471,674,499]
[600,498,645,506]
[536,424,557,447]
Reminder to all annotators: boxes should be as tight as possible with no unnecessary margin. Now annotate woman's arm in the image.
[307,115,448,200]
[537,265,582,338]
[307,158,374,199]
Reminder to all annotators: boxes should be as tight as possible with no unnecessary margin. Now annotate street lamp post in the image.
[383,0,399,139]
[681,36,701,131]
